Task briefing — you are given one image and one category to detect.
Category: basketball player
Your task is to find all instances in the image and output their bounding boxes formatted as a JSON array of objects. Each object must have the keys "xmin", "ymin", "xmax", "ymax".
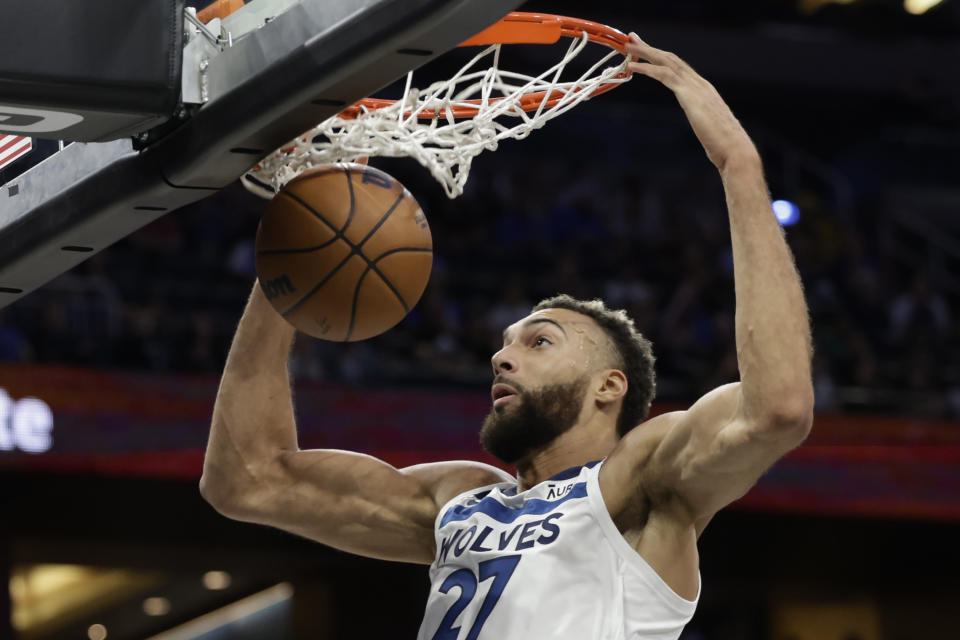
[{"xmin": 201, "ymin": 35, "xmax": 813, "ymax": 639}]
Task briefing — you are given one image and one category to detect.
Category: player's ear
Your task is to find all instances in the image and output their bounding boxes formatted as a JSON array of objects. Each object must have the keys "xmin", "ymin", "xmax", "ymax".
[{"xmin": 595, "ymin": 369, "xmax": 627, "ymax": 404}]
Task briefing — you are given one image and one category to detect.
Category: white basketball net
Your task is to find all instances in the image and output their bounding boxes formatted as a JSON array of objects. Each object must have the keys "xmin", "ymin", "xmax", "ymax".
[{"xmin": 242, "ymin": 31, "xmax": 631, "ymax": 199}]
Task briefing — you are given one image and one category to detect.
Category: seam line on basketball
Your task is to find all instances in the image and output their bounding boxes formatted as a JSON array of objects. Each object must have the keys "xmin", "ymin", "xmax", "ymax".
[
  {"xmin": 369, "ymin": 263, "xmax": 411, "ymax": 314},
  {"xmin": 345, "ymin": 266, "xmax": 371, "ymax": 342},
  {"xmin": 327, "ymin": 191, "xmax": 415, "ymax": 314},
  {"xmin": 342, "ymin": 165, "xmax": 356, "ymax": 234},
  {"xmin": 367, "ymin": 248, "xmax": 435, "ymax": 313},
  {"xmin": 274, "ymin": 192, "xmax": 362, "ymax": 317},
  {"xmin": 275, "ymin": 185, "xmax": 417, "ymax": 326},
  {"xmin": 370, "ymin": 247, "xmax": 433, "ymax": 262},
  {"xmin": 279, "ymin": 191, "xmax": 341, "ymax": 235},
  {"xmin": 356, "ymin": 191, "xmax": 406, "ymax": 249},
  {"xmin": 326, "ymin": 248, "xmax": 432, "ymax": 336},
  {"xmin": 257, "ymin": 236, "xmax": 340, "ymax": 255},
  {"xmin": 353, "ymin": 201, "xmax": 423, "ymax": 315},
  {"xmin": 279, "ymin": 186, "xmax": 407, "ymax": 259},
  {"xmin": 280, "ymin": 248, "xmax": 354, "ymax": 318}
]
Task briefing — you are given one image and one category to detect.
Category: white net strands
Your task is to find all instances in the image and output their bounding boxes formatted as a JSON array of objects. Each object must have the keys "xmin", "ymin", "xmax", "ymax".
[{"xmin": 242, "ymin": 30, "xmax": 632, "ymax": 199}]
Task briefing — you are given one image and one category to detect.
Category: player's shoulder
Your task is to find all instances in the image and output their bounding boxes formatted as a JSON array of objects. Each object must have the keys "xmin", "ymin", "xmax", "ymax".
[
  {"xmin": 611, "ymin": 411, "xmax": 685, "ymax": 465},
  {"xmin": 602, "ymin": 411, "xmax": 686, "ymax": 501},
  {"xmin": 600, "ymin": 412, "xmax": 689, "ymax": 530},
  {"xmin": 401, "ymin": 460, "xmax": 513, "ymax": 512}
]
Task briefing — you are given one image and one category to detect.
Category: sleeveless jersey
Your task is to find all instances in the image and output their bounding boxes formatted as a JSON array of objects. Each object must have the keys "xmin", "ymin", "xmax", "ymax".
[{"xmin": 416, "ymin": 460, "xmax": 699, "ymax": 640}]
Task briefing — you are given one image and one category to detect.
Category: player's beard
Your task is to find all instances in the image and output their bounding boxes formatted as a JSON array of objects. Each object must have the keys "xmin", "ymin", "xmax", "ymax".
[{"xmin": 480, "ymin": 375, "xmax": 591, "ymax": 464}]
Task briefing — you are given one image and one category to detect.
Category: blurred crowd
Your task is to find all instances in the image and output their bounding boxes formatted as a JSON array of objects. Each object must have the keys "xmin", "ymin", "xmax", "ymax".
[{"xmin": 1, "ymin": 118, "xmax": 957, "ymax": 419}]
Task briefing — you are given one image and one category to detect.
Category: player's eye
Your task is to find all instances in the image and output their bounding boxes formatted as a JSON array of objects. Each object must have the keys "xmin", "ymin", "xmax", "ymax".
[{"xmin": 533, "ymin": 336, "xmax": 552, "ymax": 347}]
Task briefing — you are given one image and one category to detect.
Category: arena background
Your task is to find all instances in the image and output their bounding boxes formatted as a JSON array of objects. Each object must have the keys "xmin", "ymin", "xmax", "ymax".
[{"xmin": 2, "ymin": 0, "xmax": 960, "ymax": 638}]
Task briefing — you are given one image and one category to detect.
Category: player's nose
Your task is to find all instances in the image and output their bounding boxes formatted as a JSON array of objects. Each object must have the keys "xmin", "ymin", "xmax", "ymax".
[{"xmin": 491, "ymin": 347, "xmax": 516, "ymax": 374}]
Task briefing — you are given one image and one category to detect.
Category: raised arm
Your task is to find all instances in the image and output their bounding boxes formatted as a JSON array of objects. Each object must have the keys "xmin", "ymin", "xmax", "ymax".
[
  {"xmin": 200, "ymin": 284, "xmax": 508, "ymax": 564},
  {"xmin": 614, "ymin": 35, "xmax": 814, "ymax": 522}
]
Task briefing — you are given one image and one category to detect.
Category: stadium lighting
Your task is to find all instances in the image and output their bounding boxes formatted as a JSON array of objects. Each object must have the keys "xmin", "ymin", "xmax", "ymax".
[
  {"xmin": 87, "ymin": 624, "xmax": 108, "ymax": 640},
  {"xmin": 772, "ymin": 200, "xmax": 801, "ymax": 226},
  {"xmin": 203, "ymin": 571, "xmax": 232, "ymax": 590},
  {"xmin": 904, "ymin": 0, "xmax": 945, "ymax": 15},
  {"xmin": 143, "ymin": 597, "xmax": 172, "ymax": 616},
  {"xmin": 797, "ymin": 0, "xmax": 858, "ymax": 14}
]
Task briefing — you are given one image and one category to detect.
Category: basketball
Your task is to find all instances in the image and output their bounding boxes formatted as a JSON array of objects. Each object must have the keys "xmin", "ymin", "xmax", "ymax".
[{"xmin": 255, "ymin": 163, "xmax": 433, "ymax": 341}]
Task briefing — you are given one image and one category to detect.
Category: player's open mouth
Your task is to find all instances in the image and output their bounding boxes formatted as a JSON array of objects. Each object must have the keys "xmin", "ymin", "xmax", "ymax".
[{"xmin": 491, "ymin": 383, "xmax": 519, "ymax": 406}]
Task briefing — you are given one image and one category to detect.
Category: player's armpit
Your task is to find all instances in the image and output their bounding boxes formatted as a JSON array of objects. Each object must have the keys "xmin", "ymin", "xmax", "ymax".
[
  {"xmin": 619, "ymin": 382, "xmax": 811, "ymax": 524},
  {"xmin": 205, "ymin": 449, "xmax": 443, "ymax": 565}
]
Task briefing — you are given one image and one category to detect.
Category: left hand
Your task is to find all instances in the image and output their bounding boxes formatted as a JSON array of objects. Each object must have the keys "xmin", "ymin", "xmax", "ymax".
[{"xmin": 625, "ymin": 33, "xmax": 759, "ymax": 172}]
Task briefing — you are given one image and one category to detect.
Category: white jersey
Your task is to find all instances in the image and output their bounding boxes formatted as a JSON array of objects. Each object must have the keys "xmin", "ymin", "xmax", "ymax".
[{"xmin": 416, "ymin": 460, "xmax": 699, "ymax": 640}]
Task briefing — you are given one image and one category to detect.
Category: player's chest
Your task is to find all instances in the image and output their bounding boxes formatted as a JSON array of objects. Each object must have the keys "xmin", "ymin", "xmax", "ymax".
[
  {"xmin": 435, "ymin": 512, "xmax": 566, "ymax": 567},
  {"xmin": 435, "ymin": 482, "xmax": 591, "ymax": 569}
]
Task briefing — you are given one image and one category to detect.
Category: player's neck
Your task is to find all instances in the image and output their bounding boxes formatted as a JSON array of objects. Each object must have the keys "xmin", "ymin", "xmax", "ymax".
[{"xmin": 514, "ymin": 418, "xmax": 617, "ymax": 491}]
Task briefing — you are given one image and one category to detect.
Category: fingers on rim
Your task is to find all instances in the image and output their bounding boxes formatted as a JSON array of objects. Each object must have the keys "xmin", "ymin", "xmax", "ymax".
[
  {"xmin": 628, "ymin": 61, "xmax": 677, "ymax": 83},
  {"xmin": 624, "ymin": 35, "xmax": 687, "ymax": 69}
]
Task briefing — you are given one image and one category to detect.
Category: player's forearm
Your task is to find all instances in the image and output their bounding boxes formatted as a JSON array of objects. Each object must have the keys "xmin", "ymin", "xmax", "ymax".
[
  {"xmin": 723, "ymin": 154, "xmax": 813, "ymax": 427},
  {"xmin": 201, "ymin": 283, "xmax": 298, "ymax": 502}
]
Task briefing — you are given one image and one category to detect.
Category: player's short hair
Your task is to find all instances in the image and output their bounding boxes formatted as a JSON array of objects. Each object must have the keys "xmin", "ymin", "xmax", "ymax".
[{"xmin": 531, "ymin": 295, "xmax": 656, "ymax": 437}]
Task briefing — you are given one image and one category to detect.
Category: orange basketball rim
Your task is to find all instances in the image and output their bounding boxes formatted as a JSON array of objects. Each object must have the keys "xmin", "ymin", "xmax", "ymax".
[
  {"xmin": 338, "ymin": 12, "xmax": 632, "ymax": 120},
  {"xmin": 243, "ymin": 10, "xmax": 634, "ymax": 199}
]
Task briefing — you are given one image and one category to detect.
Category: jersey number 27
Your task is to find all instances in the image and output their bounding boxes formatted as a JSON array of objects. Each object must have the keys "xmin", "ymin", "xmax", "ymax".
[{"xmin": 431, "ymin": 555, "xmax": 521, "ymax": 640}]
